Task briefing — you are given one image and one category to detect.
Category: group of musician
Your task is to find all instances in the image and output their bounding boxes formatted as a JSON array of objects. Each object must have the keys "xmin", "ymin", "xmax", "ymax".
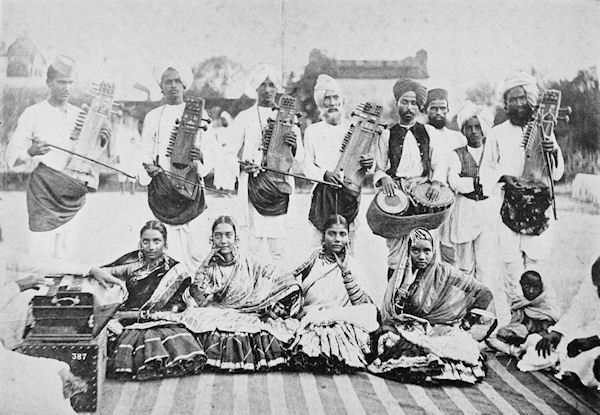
[{"xmin": 3, "ymin": 54, "xmax": 600, "ymax": 391}]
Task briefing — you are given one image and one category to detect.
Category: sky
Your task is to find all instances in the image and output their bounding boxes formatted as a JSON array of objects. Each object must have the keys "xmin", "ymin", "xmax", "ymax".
[{"xmin": 1, "ymin": 0, "xmax": 599, "ymax": 104}]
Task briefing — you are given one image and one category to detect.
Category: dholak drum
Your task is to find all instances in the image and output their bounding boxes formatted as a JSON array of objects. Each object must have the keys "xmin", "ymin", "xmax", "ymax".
[
  {"xmin": 411, "ymin": 183, "xmax": 454, "ymax": 213},
  {"xmin": 374, "ymin": 190, "xmax": 410, "ymax": 215}
]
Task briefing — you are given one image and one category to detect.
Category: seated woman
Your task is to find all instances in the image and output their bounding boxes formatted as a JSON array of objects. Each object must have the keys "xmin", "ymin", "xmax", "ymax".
[
  {"xmin": 90, "ymin": 220, "xmax": 206, "ymax": 380},
  {"xmin": 290, "ymin": 215, "xmax": 379, "ymax": 373},
  {"xmin": 368, "ymin": 228, "xmax": 494, "ymax": 384},
  {"xmin": 155, "ymin": 215, "xmax": 302, "ymax": 371},
  {"xmin": 487, "ymin": 270, "xmax": 559, "ymax": 358}
]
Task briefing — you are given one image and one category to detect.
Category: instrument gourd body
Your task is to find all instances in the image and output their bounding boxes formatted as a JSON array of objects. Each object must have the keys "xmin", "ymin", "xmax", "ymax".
[
  {"xmin": 261, "ymin": 95, "xmax": 300, "ymax": 194},
  {"xmin": 66, "ymin": 82, "xmax": 117, "ymax": 189},
  {"xmin": 165, "ymin": 96, "xmax": 209, "ymax": 200},
  {"xmin": 334, "ymin": 102, "xmax": 386, "ymax": 196}
]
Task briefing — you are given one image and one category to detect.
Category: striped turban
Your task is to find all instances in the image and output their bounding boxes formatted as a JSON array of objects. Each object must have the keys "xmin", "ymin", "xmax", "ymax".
[
  {"xmin": 393, "ymin": 79, "xmax": 427, "ymax": 109},
  {"xmin": 502, "ymin": 71, "xmax": 539, "ymax": 106}
]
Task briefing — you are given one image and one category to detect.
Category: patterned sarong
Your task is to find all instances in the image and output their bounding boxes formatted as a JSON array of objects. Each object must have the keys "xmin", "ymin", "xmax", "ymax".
[
  {"xmin": 148, "ymin": 171, "xmax": 206, "ymax": 226},
  {"xmin": 248, "ymin": 172, "xmax": 289, "ymax": 216},
  {"xmin": 26, "ymin": 163, "xmax": 87, "ymax": 232},
  {"xmin": 308, "ymin": 183, "xmax": 360, "ymax": 231}
]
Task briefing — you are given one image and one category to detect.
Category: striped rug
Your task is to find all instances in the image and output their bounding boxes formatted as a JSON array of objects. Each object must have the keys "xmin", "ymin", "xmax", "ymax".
[{"xmin": 97, "ymin": 354, "xmax": 599, "ymax": 414}]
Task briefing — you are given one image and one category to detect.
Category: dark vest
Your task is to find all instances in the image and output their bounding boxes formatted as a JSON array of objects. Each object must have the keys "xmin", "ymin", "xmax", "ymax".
[
  {"xmin": 385, "ymin": 123, "xmax": 431, "ymax": 178},
  {"xmin": 455, "ymin": 146, "xmax": 479, "ymax": 178}
]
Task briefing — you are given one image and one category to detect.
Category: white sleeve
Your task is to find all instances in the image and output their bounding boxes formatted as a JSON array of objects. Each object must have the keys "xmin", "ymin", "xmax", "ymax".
[
  {"xmin": 138, "ymin": 111, "xmax": 158, "ymax": 186},
  {"xmin": 302, "ymin": 126, "xmax": 327, "ymax": 181},
  {"xmin": 5, "ymin": 107, "xmax": 35, "ymax": 172},
  {"xmin": 373, "ymin": 128, "xmax": 392, "ymax": 186}
]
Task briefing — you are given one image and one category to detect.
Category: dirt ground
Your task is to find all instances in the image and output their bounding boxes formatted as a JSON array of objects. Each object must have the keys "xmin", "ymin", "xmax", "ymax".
[{"xmin": 1, "ymin": 190, "xmax": 599, "ymax": 315}]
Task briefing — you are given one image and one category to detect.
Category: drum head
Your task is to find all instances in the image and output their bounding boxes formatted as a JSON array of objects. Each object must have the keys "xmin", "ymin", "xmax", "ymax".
[
  {"xmin": 375, "ymin": 190, "xmax": 409, "ymax": 215},
  {"xmin": 412, "ymin": 182, "xmax": 454, "ymax": 208}
]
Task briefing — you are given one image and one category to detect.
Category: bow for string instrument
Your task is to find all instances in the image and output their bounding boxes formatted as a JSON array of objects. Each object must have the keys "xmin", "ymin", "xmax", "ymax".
[
  {"xmin": 48, "ymin": 82, "xmax": 127, "ymax": 186},
  {"xmin": 334, "ymin": 102, "xmax": 386, "ymax": 196},
  {"xmin": 163, "ymin": 95, "xmax": 211, "ymax": 200},
  {"xmin": 521, "ymin": 89, "xmax": 571, "ymax": 220},
  {"xmin": 260, "ymin": 94, "xmax": 302, "ymax": 194}
]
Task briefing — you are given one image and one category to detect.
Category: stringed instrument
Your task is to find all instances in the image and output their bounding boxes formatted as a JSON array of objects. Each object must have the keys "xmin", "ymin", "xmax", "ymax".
[
  {"xmin": 334, "ymin": 102, "xmax": 386, "ymax": 196},
  {"xmin": 65, "ymin": 81, "xmax": 121, "ymax": 189},
  {"xmin": 261, "ymin": 95, "xmax": 301, "ymax": 194},
  {"xmin": 165, "ymin": 95, "xmax": 210, "ymax": 200},
  {"xmin": 521, "ymin": 89, "xmax": 571, "ymax": 219}
]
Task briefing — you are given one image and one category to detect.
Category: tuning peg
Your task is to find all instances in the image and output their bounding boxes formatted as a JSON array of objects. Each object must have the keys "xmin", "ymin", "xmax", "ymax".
[
  {"xmin": 378, "ymin": 122, "xmax": 388, "ymax": 129},
  {"xmin": 558, "ymin": 115, "xmax": 570, "ymax": 123},
  {"xmin": 200, "ymin": 125, "xmax": 208, "ymax": 131},
  {"xmin": 202, "ymin": 118, "xmax": 212, "ymax": 124}
]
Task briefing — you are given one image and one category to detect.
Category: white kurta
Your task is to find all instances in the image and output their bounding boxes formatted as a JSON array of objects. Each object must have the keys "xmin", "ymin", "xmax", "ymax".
[
  {"xmin": 114, "ymin": 117, "xmax": 142, "ymax": 183},
  {"xmin": 228, "ymin": 104, "xmax": 304, "ymax": 262},
  {"xmin": 551, "ymin": 278, "xmax": 600, "ymax": 389},
  {"xmin": 139, "ymin": 103, "xmax": 213, "ymax": 274},
  {"xmin": 211, "ymin": 125, "xmax": 238, "ymax": 191},
  {"xmin": 5, "ymin": 100, "xmax": 89, "ymax": 259},
  {"xmin": 488, "ymin": 120, "xmax": 564, "ymax": 301}
]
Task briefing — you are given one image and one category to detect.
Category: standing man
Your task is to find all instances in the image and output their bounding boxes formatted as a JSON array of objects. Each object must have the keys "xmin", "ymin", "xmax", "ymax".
[
  {"xmin": 424, "ymin": 88, "xmax": 467, "ymax": 263},
  {"xmin": 447, "ymin": 101, "xmax": 505, "ymax": 320},
  {"xmin": 228, "ymin": 65, "xmax": 304, "ymax": 264},
  {"xmin": 139, "ymin": 65, "xmax": 212, "ymax": 274},
  {"xmin": 5, "ymin": 56, "xmax": 111, "ymax": 259},
  {"xmin": 489, "ymin": 71, "xmax": 564, "ymax": 304},
  {"xmin": 373, "ymin": 79, "xmax": 447, "ymax": 280},
  {"xmin": 304, "ymin": 74, "xmax": 373, "ymax": 249}
]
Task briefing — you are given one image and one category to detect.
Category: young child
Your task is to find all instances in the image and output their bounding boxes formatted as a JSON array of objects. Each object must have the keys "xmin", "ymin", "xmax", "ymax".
[{"xmin": 488, "ymin": 270, "xmax": 559, "ymax": 357}]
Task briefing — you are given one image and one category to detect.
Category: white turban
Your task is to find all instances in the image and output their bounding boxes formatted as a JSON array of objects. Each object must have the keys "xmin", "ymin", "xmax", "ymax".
[
  {"xmin": 245, "ymin": 63, "xmax": 283, "ymax": 97},
  {"xmin": 153, "ymin": 61, "xmax": 194, "ymax": 89},
  {"xmin": 457, "ymin": 101, "xmax": 495, "ymax": 137},
  {"xmin": 501, "ymin": 71, "xmax": 539, "ymax": 106},
  {"xmin": 313, "ymin": 74, "xmax": 344, "ymax": 108}
]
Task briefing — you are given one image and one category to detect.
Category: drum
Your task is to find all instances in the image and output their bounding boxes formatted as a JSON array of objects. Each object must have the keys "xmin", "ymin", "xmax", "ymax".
[
  {"xmin": 501, "ymin": 179, "xmax": 551, "ymax": 236},
  {"xmin": 411, "ymin": 183, "xmax": 454, "ymax": 214},
  {"xmin": 374, "ymin": 190, "xmax": 410, "ymax": 215}
]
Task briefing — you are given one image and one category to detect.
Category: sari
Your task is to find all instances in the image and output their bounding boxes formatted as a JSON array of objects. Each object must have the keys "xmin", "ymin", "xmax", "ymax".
[
  {"xmin": 103, "ymin": 251, "xmax": 206, "ymax": 380},
  {"xmin": 156, "ymin": 253, "xmax": 302, "ymax": 371},
  {"xmin": 289, "ymin": 248, "xmax": 379, "ymax": 373},
  {"xmin": 369, "ymin": 231, "xmax": 493, "ymax": 384}
]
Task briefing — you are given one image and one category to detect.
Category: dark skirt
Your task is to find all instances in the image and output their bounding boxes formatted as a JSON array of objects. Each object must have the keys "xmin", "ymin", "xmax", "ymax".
[
  {"xmin": 196, "ymin": 329, "xmax": 289, "ymax": 372},
  {"xmin": 109, "ymin": 323, "xmax": 207, "ymax": 381}
]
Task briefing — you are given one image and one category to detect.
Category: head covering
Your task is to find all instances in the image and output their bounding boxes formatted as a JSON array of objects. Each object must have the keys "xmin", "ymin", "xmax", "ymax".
[
  {"xmin": 48, "ymin": 55, "xmax": 76, "ymax": 80},
  {"xmin": 246, "ymin": 63, "xmax": 283, "ymax": 97},
  {"xmin": 501, "ymin": 71, "xmax": 539, "ymax": 106},
  {"xmin": 424, "ymin": 88, "xmax": 448, "ymax": 109},
  {"xmin": 153, "ymin": 62, "xmax": 194, "ymax": 89},
  {"xmin": 456, "ymin": 100, "xmax": 495, "ymax": 137},
  {"xmin": 313, "ymin": 74, "xmax": 344, "ymax": 108},
  {"xmin": 393, "ymin": 79, "xmax": 427, "ymax": 109}
]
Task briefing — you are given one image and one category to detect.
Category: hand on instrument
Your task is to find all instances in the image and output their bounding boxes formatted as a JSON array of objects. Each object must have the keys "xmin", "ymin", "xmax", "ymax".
[
  {"xmin": 88, "ymin": 267, "xmax": 128, "ymax": 294},
  {"xmin": 284, "ymin": 130, "xmax": 298, "ymax": 152},
  {"xmin": 143, "ymin": 163, "xmax": 162, "ymax": 178},
  {"xmin": 359, "ymin": 154, "xmax": 374, "ymax": 170},
  {"xmin": 502, "ymin": 175, "xmax": 524, "ymax": 189},
  {"xmin": 190, "ymin": 146, "xmax": 203, "ymax": 162},
  {"xmin": 535, "ymin": 331, "xmax": 562, "ymax": 358},
  {"xmin": 567, "ymin": 336, "xmax": 600, "ymax": 358},
  {"xmin": 16, "ymin": 275, "xmax": 49, "ymax": 291},
  {"xmin": 380, "ymin": 176, "xmax": 397, "ymax": 197},
  {"xmin": 241, "ymin": 160, "xmax": 260, "ymax": 174},
  {"xmin": 27, "ymin": 136, "xmax": 51, "ymax": 157},
  {"xmin": 542, "ymin": 140, "xmax": 557, "ymax": 154},
  {"xmin": 324, "ymin": 170, "xmax": 343, "ymax": 186},
  {"xmin": 425, "ymin": 180, "xmax": 442, "ymax": 202},
  {"xmin": 99, "ymin": 126, "xmax": 112, "ymax": 147}
]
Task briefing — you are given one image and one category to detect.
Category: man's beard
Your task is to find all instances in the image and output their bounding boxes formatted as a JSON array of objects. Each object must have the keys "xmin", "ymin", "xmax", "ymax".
[
  {"xmin": 507, "ymin": 105, "xmax": 533, "ymax": 127},
  {"xmin": 322, "ymin": 108, "xmax": 343, "ymax": 125},
  {"xmin": 428, "ymin": 116, "xmax": 446, "ymax": 129},
  {"xmin": 399, "ymin": 109, "xmax": 416, "ymax": 125}
]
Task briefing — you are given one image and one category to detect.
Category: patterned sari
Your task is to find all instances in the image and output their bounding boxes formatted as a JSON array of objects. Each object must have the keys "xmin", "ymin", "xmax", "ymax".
[
  {"xmin": 155, "ymin": 253, "xmax": 302, "ymax": 371},
  {"xmin": 103, "ymin": 251, "xmax": 206, "ymax": 380},
  {"xmin": 289, "ymin": 248, "xmax": 379, "ymax": 373},
  {"xmin": 369, "ymin": 233, "xmax": 493, "ymax": 384}
]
